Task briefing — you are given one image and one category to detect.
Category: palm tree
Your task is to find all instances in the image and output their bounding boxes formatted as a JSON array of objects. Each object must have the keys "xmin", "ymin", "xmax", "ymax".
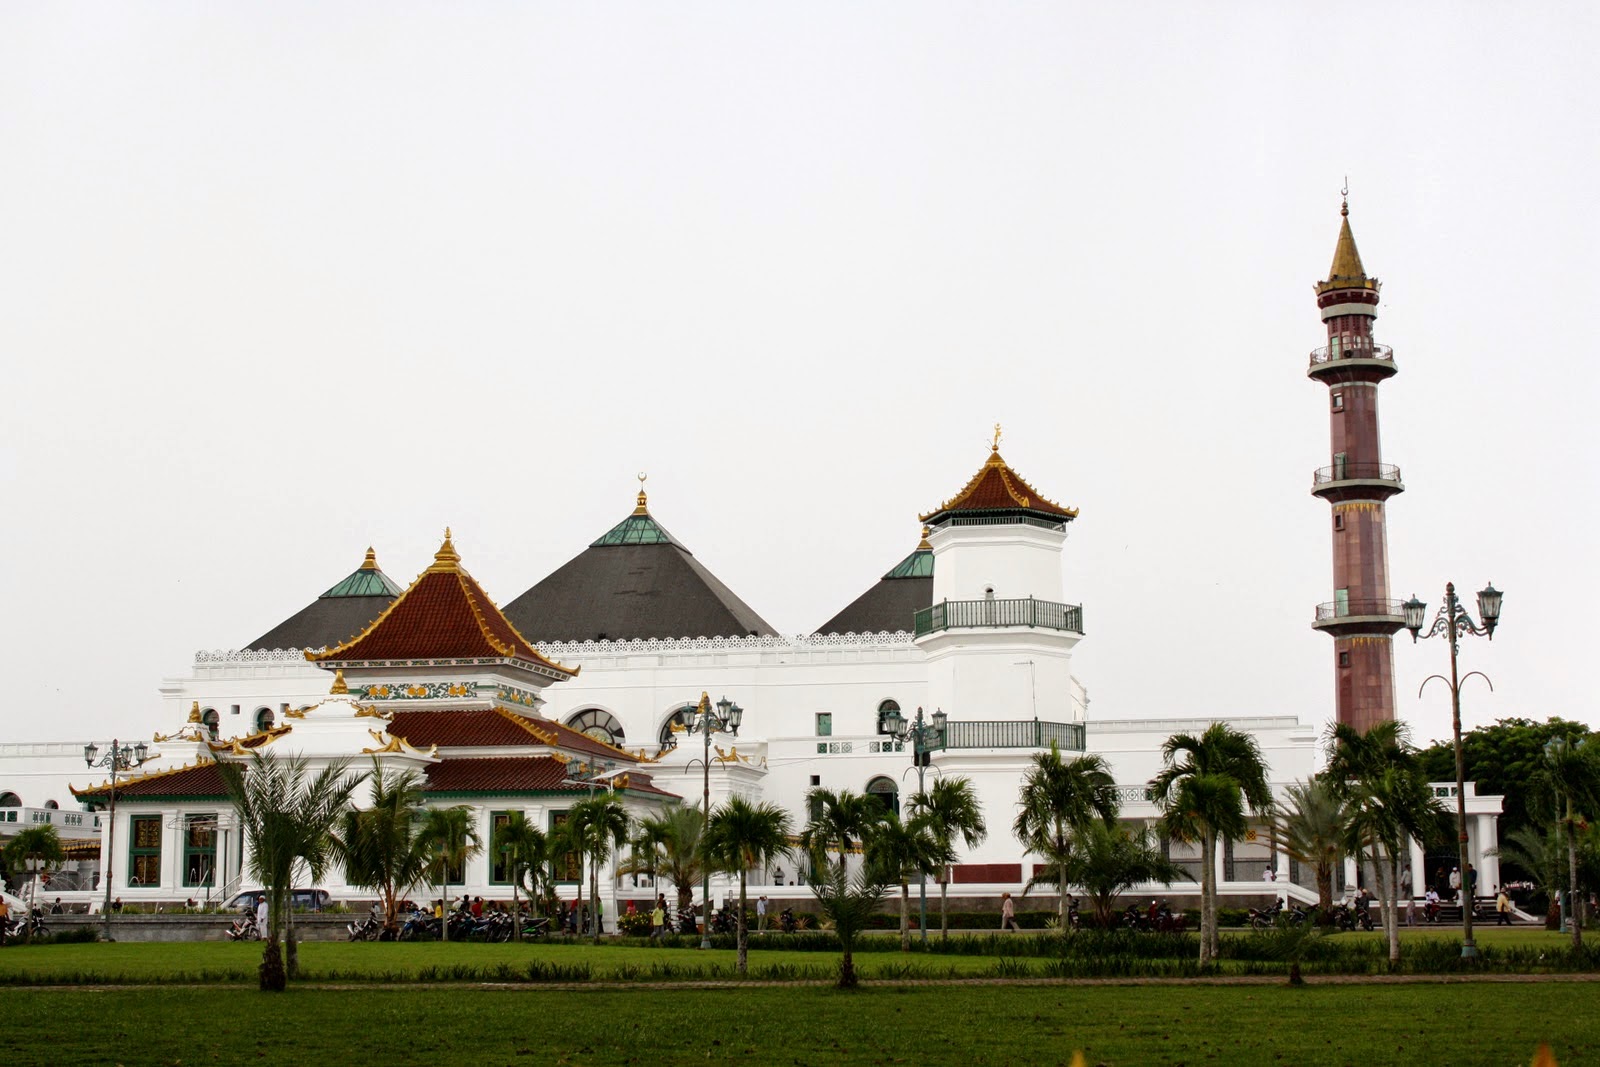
[
  {"xmin": 1269, "ymin": 779, "xmax": 1349, "ymax": 921},
  {"xmin": 1039, "ymin": 820, "xmax": 1183, "ymax": 928},
  {"xmin": 801, "ymin": 788, "xmax": 884, "ymax": 876},
  {"xmin": 908, "ymin": 777, "xmax": 987, "ymax": 940},
  {"xmin": 217, "ymin": 752, "xmax": 364, "ymax": 990},
  {"xmin": 1324, "ymin": 721, "xmax": 1447, "ymax": 963},
  {"xmin": 336, "ymin": 762, "xmax": 428, "ymax": 935},
  {"xmin": 1014, "ymin": 745, "xmax": 1118, "ymax": 931},
  {"xmin": 3, "ymin": 825, "xmax": 65, "ymax": 942},
  {"xmin": 1150, "ymin": 723, "xmax": 1273, "ymax": 964},
  {"xmin": 631, "ymin": 805, "xmax": 707, "ymax": 921},
  {"xmin": 809, "ymin": 852, "xmax": 891, "ymax": 989},
  {"xmin": 420, "ymin": 805, "xmax": 481, "ymax": 942},
  {"xmin": 863, "ymin": 810, "xmax": 941, "ymax": 951},
  {"xmin": 568, "ymin": 794, "xmax": 629, "ymax": 940},
  {"xmin": 495, "ymin": 813, "xmax": 546, "ymax": 941},
  {"xmin": 1493, "ymin": 826, "xmax": 1563, "ymax": 929},
  {"xmin": 705, "ymin": 796, "xmax": 793, "ymax": 972},
  {"xmin": 1542, "ymin": 736, "xmax": 1600, "ymax": 950}
]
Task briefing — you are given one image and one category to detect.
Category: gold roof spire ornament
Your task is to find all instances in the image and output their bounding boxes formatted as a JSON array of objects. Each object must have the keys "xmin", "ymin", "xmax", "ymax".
[
  {"xmin": 360, "ymin": 547, "xmax": 378, "ymax": 571},
  {"xmin": 427, "ymin": 527, "xmax": 461, "ymax": 573},
  {"xmin": 329, "ymin": 669, "xmax": 349, "ymax": 696},
  {"xmin": 1318, "ymin": 180, "xmax": 1378, "ymax": 294},
  {"xmin": 188, "ymin": 701, "xmax": 202, "ymax": 724},
  {"xmin": 633, "ymin": 472, "xmax": 650, "ymax": 516},
  {"xmin": 917, "ymin": 525, "xmax": 932, "ymax": 551}
]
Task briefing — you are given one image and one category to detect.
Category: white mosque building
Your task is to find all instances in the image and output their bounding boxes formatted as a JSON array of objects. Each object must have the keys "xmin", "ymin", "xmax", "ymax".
[{"xmin": 3, "ymin": 436, "xmax": 1505, "ymax": 922}]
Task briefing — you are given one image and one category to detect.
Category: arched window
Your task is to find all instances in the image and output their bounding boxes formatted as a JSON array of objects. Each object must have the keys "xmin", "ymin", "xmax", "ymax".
[
  {"xmin": 43, "ymin": 799, "xmax": 59, "ymax": 810},
  {"xmin": 657, "ymin": 706, "xmax": 696, "ymax": 756},
  {"xmin": 254, "ymin": 708, "xmax": 276, "ymax": 733},
  {"xmin": 201, "ymin": 708, "xmax": 220, "ymax": 741},
  {"xmin": 865, "ymin": 776, "xmax": 899, "ymax": 816},
  {"xmin": 875, "ymin": 699, "xmax": 901, "ymax": 735},
  {"xmin": 566, "ymin": 708, "xmax": 626, "ymax": 748},
  {"xmin": 0, "ymin": 791, "xmax": 21, "ymax": 807}
]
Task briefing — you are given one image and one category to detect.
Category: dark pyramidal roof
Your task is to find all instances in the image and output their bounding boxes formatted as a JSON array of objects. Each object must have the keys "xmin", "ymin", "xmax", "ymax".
[
  {"xmin": 815, "ymin": 530, "xmax": 933, "ymax": 636},
  {"xmin": 247, "ymin": 548, "xmax": 402, "ymax": 650},
  {"xmin": 503, "ymin": 483, "xmax": 776, "ymax": 643}
]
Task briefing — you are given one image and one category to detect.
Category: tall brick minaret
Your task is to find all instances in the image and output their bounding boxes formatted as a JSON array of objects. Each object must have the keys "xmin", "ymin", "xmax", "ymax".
[{"xmin": 1308, "ymin": 196, "xmax": 1403, "ymax": 732}]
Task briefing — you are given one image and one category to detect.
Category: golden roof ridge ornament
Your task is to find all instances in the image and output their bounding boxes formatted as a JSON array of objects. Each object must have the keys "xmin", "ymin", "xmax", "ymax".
[
  {"xmin": 427, "ymin": 527, "xmax": 461, "ymax": 573},
  {"xmin": 188, "ymin": 701, "xmax": 202, "ymax": 724},
  {"xmin": 632, "ymin": 472, "xmax": 650, "ymax": 516},
  {"xmin": 329, "ymin": 669, "xmax": 349, "ymax": 696},
  {"xmin": 917, "ymin": 525, "xmax": 932, "ymax": 551}
]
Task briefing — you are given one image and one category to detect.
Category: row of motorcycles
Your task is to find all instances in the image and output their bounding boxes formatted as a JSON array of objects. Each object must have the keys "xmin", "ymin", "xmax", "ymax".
[
  {"xmin": 1121, "ymin": 900, "xmax": 1185, "ymax": 933},
  {"xmin": 1247, "ymin": 898, "xmax": 1375, "ymax": 932},
  {"xmin": 350, "ymin": 906, "xmax": 553, "ymax": 942}
]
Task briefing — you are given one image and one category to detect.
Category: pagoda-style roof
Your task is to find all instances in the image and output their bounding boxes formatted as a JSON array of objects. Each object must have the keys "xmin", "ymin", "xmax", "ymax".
[
  {"xmin": 247, "ymin": 548, "xmax": 402, "ymax": 651},
  {"xmin": 1315, "ymin": 199, "xmax": 1379, "ymax": 295},
  {"xmin": 73, "ymin": 761, "xmax": 229, "ymax": 804},
  {"xmin": 503, "ymin": 483, "xmax": 775, "ymax": 643},
  {"xmin": 308, "ymin": 532, "xmax": 575, "ymax": 679},
  {"xmin": 422, "ymin": 756, "xmax": 678, "ymax": 799},
  {"xmin": 387, "ymin": 708, "xmax": 636, "ymax": 763},
  {"xmin": 816, "ymin": 529, "xmax": 933, "ymax": 635},
  {"xmin": 920, "ymin": 431, "xmax": 1078, "ymax": 525}
]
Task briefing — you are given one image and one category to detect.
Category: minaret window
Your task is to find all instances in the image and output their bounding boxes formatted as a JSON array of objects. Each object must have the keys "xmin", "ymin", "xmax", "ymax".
[
  {"xmin": 815, "ymin": 713, "xmax": 833, "ymax": 737},
  {"xmin": 1331, "ymin": 391, "xmax": 1344, "ymax": 412},
  {"xmin": 865, "ymin": 776, "xmax": 899, "ymax": 816},
  {"xmin": 201, "ymin": 708, "xmax": 220, "ymax": 741},
  {"xmin": 1334, "ymin": 514, "xmax": 1345, "ymax": 532},
  {"xmin": 253, "ymin": 708, "xmax": 275, "ymax": 733},
  {"xmin": 1338, "ymin": 651, "xmax": 1351, "ymax": 668},
  {"xmin": 657, "ymin": 706, "xmax": 696, "ymax": 755}
]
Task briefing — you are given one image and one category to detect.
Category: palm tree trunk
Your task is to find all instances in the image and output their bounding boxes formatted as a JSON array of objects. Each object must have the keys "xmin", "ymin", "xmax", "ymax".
[
  {"xmin": 839, "ymin": 937, "xmax": 857, "ymax": 989},
  {"xmin": 940, "ymin": 880, "xmax": 950, "ymax": 941},
  {"xmin": 900, "ymin": 882, "xmax": 910, "ymax": 952},
  {"xmin": 737, "ymin": 871, "xmax": 749, "ymax": 974},
  {"xmin": 1568, "ymin": 799, "xmax": 1582, "ymax": 952},
  {"xmin": 1059, "ymin": 846, "xmax": 1070, "ymax": 932},
  {"xmin": 591, "ymin": 857, "xmax": 602, "ymax": 942},
  {"xmin": 1373, "ymin": 850, "xmax": 1397, "ymax": 965},
  {"xmin": 1198, "ymin": 830, "xmax": 1214, "ymax": 965},
  {"xmin": 1388, "ymin": 852, "xmax": 1402, "ymax": 964},
  {"xmin": 286, "ymin": 903, "xmax": 298, "ymax": 979},
  {"xmin": 1316, "ymin": 862, "xmax": 1333, "ymax": 924}
]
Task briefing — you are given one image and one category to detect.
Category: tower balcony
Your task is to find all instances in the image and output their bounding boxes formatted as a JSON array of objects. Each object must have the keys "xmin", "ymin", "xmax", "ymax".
[
  {"xmin": 1312, "ymin": 598, "xmax": 1407, "ymax": 637},
  {"xmin": 913, "ymin": 597, "xmax": 1084, "ymax": 638},
  {"xmin": 1307, "ymin": 342, "xmax": 1397, "ymax": 383},
  {"xmin": 1311, "ymin": 462, "xmax": 1404, "ymax": 502}
]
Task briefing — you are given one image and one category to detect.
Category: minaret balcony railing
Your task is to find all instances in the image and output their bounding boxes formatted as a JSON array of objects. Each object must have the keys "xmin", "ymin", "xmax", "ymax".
[
  {"xmin": 1312, "ymin": 598, "xmax": 1408, "ymax": 636},
  {"xmin": 1312, "ymin": 462, "xmax": 1402, "ymax": 486},
  {"xmin": 913, "ymin": 597, "xmax": 1084, "ymax": 638},
  {"xmin": 943, "ymin": 719, "xmax": 1086, "ymax": 752},
  {"xmin": 1308, "ymin": 342, "xmax": 1393, "ymax": 367}
]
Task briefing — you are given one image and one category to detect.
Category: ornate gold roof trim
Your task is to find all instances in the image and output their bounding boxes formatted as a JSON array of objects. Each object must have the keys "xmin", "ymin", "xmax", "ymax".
[{"xmin": 71, "ymin": 756, "xmax": 217, "ymax": 797}]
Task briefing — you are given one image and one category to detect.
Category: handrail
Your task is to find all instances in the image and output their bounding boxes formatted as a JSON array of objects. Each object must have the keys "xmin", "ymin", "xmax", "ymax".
[
  {"xmin": 1314, "ymin": 599, "xmax": 1405, "ymax": 622},
  {"xmin": 1312, "ymin": 463, "xmax": 1401, "ymax": 485},
  {"xmin": 914, "ymin": 597, "xmax": 1084, "ymax": 637},
  {"xmin": 943, "ymin": 720, "xmax": 1086, "ymax": 752},
  {"xmin": 1309, "ymin": 342, "xmax": 1394, "ymax": 367}
]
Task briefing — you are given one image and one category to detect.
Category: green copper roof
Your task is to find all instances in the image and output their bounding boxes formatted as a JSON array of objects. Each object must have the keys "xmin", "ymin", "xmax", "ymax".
[
  {"xmin": 882, "ymin": 548, "xmax": 933, "ymax": 580},
  {"xmin": 320, "ymin": 550, "xmax": 403, "ymax": 598},
  {"xmin": 590, "ymin": 513, "xmax": 681, "ymax": 548}
]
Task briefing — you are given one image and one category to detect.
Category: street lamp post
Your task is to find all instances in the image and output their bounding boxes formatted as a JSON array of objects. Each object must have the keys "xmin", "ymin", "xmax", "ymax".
[
  {"xmin": 681, "ymin": 692, "xmax": 743, "ymax": 949},
  {"xmin": 1404, "ymin": 580, "xmax": 1502, "ymax": 960},
  {"xmin": 882, "ymin": 705, "xmax": 948, "ymax": 943},
  {"xmin": 83, "ymin": 738, "xmax": 151, "ymax": 942}
]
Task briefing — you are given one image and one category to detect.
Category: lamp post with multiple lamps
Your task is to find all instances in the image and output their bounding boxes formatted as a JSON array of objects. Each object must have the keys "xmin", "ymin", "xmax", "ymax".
[
  {"xmin": 1403, "ymin": 580, "xmax": 1502, "ymax": 960},
  {"xmin": 880, "ymin": 705, "xmax": 948, "ymax": 943},
  {"xmin": 681, "ymin": 692, "xmax": 743, "ymax": 949},
  {"xmin": 82, "ymin": 738, "xmax": 151, "ymax": 941}
]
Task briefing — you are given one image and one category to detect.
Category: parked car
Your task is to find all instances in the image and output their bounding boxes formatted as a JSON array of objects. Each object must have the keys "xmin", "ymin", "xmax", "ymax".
[{"xmin": 225, "ymin": 888, "xmax": 331, "ymax": 913}]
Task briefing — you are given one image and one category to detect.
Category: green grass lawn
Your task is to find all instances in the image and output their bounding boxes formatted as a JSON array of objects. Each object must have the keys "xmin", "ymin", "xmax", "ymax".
[
  {"xmin": 0, "ymin": 927, "xmax": 1591, "ymax": 985},
  {"xmin": 2, "ymin": 982, "xmax": 1596, "ymax": 1066}
]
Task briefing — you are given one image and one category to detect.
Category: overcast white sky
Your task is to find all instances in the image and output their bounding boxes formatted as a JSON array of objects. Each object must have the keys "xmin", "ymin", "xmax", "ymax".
[{"xmin": 2, "ymin": 3, "xmax": 1595, "ymax": 748}]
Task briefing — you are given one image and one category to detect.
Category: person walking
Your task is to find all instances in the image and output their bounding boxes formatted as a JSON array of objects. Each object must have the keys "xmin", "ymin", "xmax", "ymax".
[
  {"xmin": 1000, "ymin": 892, "xmax": 1018, "ymax": 932},
  {"xmin": 650, "ymin": 896, "xmax": 666, "ymax": 941},
  {"xmin": 756, "ymin": 895, "xmax": 768, "ymax": 934},
  {"xmin": 1401, "ymin": 867, "xmax": 1414, "ymax": 926},
  {"xmin": 1495, "ymin": 886, "xmax": 1512, "ymax": 926}
]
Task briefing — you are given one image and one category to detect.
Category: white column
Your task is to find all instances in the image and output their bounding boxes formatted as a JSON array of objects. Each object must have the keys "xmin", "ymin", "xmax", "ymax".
[
  {"xmin": 1342, "ymin": 854, "xmax": 1358, "ymax": 897},
  {"xmin": 1408, "ymin": 837, "xmax": 1426, "ymax": 899},
  {"xmin": 1476, "ymin": 815, "xmax": 1500, "ymax": 895}
]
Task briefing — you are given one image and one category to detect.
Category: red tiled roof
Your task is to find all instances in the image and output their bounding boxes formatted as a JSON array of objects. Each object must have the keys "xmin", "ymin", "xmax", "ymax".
[
  {"xmin": 422, "ymin": 757, "xmax": 680, "ymax": 799},
  {"xmin": 72, "ymin": 762, "xmax": 229, "ymax": 801},
  {"xmin": 388, "ymin": 708, "xmax": 639, "ymax": 763},
  {"xmin": 309, "ymin": 534, "xmax": 575, "ymax": 677},
  {"xmin": 920, "ymin": 448, "xmax": 1078, "ymax": 522}
]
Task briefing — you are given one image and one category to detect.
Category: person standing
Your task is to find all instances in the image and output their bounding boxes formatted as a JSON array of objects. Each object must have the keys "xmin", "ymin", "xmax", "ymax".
[
  {"xmin": 1000, "ymin": 892, "xmax": 1018, "ymax": 932},
  {"xmin": 1448, "ymin": 866, "xmax": 1462, "ymax": 904},
  {"xmin": 1262, "ymin": 866, "xmax": 1276, "ymax": 883},
  {"xmin": 650, "ymin": 896, "xmax": 666, "ymax": 941},
  {"xmin": 1495, "ymin": 886, "xmax": 1512, "ymax": 926},
  {"xmin": 255, "ymin": 896, "xmax": 268, "ymax": 938},
  {"xmin": 756, "ymin": 895, "xmax": 768, "ymax": 933},
  {"xmin": 1400, "ymin": 867, "xmax": 1414, "ymax": 926},
  {"xmin": 1464, "ymin": 863, "xmax": 1478, "ymax": 907}
]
